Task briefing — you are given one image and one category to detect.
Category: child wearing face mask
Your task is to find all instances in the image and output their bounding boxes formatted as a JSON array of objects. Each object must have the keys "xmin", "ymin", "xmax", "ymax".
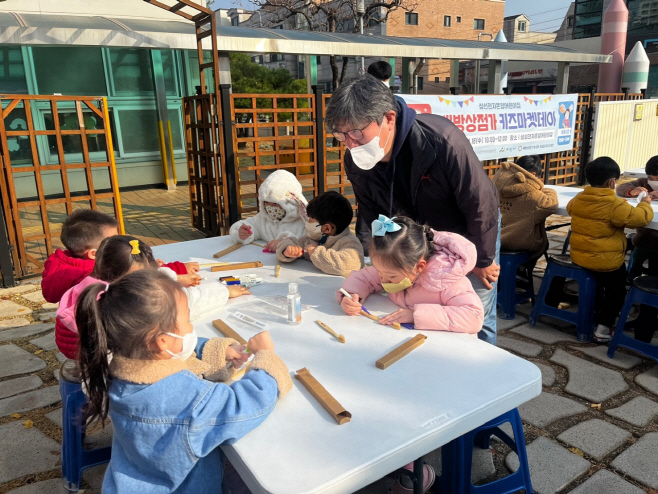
[
  {"xmin": 229, "ymin": 170, "xmax": 308, "ymax": 252},
  {"xmin": 76, "ymin": 269, "xmax": 291, "ymax": 493},
  {"xmin": 275, "ymin": 191, "xmax": 364, "ymax": 277},
  {"xmin": 337, "ymin": 215, "xmax": 484, "ymax": 332},
  {"xmin": 56, "ymin": 236, "xmax": 250, "ymax": 359},
  {"xmin": 567, "ymin": 157, "xmax": 654, "ymax": 342}
]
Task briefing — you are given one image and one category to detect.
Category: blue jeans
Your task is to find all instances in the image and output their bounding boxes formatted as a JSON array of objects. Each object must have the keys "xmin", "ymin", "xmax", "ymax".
[{"xmin": 467, "ymin": 213, "xmax": 501, "ymax": 345}]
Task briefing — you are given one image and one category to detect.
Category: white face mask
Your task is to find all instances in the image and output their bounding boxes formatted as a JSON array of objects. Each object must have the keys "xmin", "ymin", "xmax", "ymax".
[
  {"xmin": 349, "ymin": 121, "xmax": 391, "ymax": 171},
  {"xmin": 305, "ymin": 221, "xmax": 323, "ymax": 240},
  {"xmin": 648, "ymin": 180, "xmax": 658, "ymax": 191},
  {"xmin": 165, "ymin": 330, "xmax": 198, "ymax": 360}
]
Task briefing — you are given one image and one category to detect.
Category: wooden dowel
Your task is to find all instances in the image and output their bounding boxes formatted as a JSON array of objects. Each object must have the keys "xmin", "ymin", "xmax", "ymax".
[
  {"xmin": 213, "ymin": 243, "xmax": 243, "ymax": 259},
  {"xmin": 211, "ymin": 261, "xmax": 263, "ymax": 272},
  {"xmin": 275, "ymin": 264, "xmax": 281, "ymax": 277},
  {"xmin": 376, "ymin": 334, "xmax": 427, "ymax": 369}
]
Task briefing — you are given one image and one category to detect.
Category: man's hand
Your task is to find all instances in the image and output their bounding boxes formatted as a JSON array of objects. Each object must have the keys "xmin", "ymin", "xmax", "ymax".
[
  {"xmin": 238, "ymin": 224, "xmax": 252, "ymax": 240},
  {"xmin": 472, "ymin": 262, "xmax": 500, "ymax": 290},
  {"xmin": 284, "ymin": 246, "xmax": 304, "ymax": 258}
]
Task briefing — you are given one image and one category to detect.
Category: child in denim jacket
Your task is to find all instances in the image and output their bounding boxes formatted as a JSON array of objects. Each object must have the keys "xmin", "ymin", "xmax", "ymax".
[{"xmin": 77, "ymin": 269, "xmax": 291, "ymax": 493}]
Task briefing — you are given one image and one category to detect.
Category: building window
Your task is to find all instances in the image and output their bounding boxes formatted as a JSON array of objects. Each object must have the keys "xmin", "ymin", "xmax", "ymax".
[
  {"xmin": 444, "ymin": 16, "xmax": 451, "ymax": 27},
  {"xmin": 251, "ymin": 55, "xmax": 264, "ymax": 64},
  {"xmin": 518, "ymin": 21, "xmax": 526, "ymax": 32},
  {"xmin": 273, "ymin": 24, "xmax": 283, "ymax": 29},
  {"xmin": 567, "ymin": 16, "xmax": 574, "ymax": 27},
  {"xmin": 446, "ymin": 77, "xmax": 450, "ymax": 83},
  {"xmin": 474, "ymin": 18, "xmax": 485, "ymax": 30},
  {"xmin": 456, "ymin": 16, "xmax": 462, "ymax": 23},
  {"xmin": 0, "ymin": 46, "xmax": 28, "ymax": 94},
  {"xmin": 417, "ymin": 77, "xmax": 424, "ymax": 90},
  {"xmin": 231, "ymin": 17, "xmax": 239, "ymax": 26},
  {"xmin": 435, "ymin": 77, "xmax": 440, "ymax": 82},
  {"xmin": 33, "ymin": 47, "xmax": 107, "ymax": 96},
  {"xmin": 405, "ymin": 12, "xmax": 418, "ymax": 25}
]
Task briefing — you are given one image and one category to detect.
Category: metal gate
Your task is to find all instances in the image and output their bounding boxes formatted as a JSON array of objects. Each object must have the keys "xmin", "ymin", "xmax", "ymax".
[{"xmin": 0, "ymin": 95, "xmax": 123, "ymax": 283}]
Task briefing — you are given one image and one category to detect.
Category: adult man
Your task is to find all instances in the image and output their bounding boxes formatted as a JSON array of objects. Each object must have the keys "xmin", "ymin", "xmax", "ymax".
[
  {"xmin": 326, "ymin": 75, "xmax": 501, "ymax": 344},
  {"xmin": 367, "ymin": 61, "xmax": 392, "ymax": 86}
]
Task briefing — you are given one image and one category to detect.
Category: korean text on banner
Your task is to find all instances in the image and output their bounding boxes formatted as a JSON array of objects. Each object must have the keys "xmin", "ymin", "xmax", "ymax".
[{"xmin": 400, "ymin": 94, "xmax": 579, "ymax": 160}]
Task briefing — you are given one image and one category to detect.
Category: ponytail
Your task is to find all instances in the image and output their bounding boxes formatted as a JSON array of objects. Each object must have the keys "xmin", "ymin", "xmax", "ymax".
[
  {"xmin": 77, "ymin": 283, "xmax": 112, "ymax": 425},
  {"xmin": 369, "ymin": 215, "xmax": 434, "ymax": 271}
]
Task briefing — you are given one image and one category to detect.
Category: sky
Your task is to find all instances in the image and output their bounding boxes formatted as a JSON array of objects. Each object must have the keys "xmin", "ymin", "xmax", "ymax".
[{"xmin": 208, "ymin": 0, "xmax": 575, "ymax": 34}]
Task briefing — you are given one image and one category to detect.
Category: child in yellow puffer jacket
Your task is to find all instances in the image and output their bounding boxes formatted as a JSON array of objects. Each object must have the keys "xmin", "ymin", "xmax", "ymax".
[{"xmin": 567, "ymin": 157, "xmax": 654, "ymax": 342}]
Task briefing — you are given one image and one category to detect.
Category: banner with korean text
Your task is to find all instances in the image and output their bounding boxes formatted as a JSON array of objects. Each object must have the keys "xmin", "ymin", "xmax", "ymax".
[{"xmin": 399, "ymin": 94, "xmax": 579, "ymax": 160}]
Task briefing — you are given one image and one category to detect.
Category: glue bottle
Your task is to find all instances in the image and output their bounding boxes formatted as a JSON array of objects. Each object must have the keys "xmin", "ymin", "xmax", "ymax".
[{"xmin": 287, "ymin": 283, "xmax": 301, "ymax": 325}]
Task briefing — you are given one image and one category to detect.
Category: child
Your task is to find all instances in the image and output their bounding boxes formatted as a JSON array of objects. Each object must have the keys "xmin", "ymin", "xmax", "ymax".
[
  {"xmin": 42, "ymin": 209, "xmax": 194, "ymax": 304},
  {"xmin": 567, "ymin": 157, "xmax": 654, "ymax": 342},
  {"xmin": 41, "ymin": 209, "xmax": 119, "ymax": 303},
  {"xmin": 275, "ymin": 191, "xmax": 364, "ymax": 277},
  {"xmin": 76, "ymin": 269, "xmax": 291, "ymax": 493},
  {"xmin": 56, "ymin": 236, "xmax": 249, "ymax": 359},
  {"xmin": 229, "ymin": 170, "xmax": 307, "ymax": 251},
  {"xmin": 338, "ymin": 215, "xmax": 484, "ymax": 332},
  {"xmin": 493, "ymin": 156, "xmax": 558, "ymax": 268}
]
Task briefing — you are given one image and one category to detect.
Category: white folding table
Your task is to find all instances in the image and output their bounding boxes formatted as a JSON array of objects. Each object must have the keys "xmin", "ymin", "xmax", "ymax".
[{"xmin": 153, "ymin": 237, "xmax": 542, "ymax": 494}]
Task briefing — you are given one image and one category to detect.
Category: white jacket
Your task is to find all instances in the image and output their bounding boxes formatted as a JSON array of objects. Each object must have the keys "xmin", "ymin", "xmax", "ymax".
[
  {"xmin": 159, "ymin": 268, "xmax": 229, "ymax": 321},
  {"xmin": 229, "ymin": 170, "xmax": 307, "ymax": 244}
]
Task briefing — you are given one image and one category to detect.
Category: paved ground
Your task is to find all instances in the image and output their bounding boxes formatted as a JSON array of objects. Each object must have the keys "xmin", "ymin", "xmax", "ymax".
[{"xmin": 1, "ymin": 188, "xmax": 657, "ymax": 493}]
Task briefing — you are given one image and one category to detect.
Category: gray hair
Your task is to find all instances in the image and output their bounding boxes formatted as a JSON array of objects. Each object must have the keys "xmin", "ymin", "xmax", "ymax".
[{"xmin": 325, "ymin": 75, "xmax": 397, "ymax": 130}]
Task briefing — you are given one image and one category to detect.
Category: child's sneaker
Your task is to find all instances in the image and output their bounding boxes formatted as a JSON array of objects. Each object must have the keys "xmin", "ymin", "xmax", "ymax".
[
  {"xmin": 390, "ymin": 464, "xmax": 436, "ymax": 494},
  {"xmin": 594, "ymin": 324, "xmax": 612, "ymax": 342}
]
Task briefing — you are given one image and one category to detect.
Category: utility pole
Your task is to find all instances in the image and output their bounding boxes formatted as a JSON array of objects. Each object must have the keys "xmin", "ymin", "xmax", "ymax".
[
  {"xmin": 475, "ymin": 32, "xmax": 493, "ymax": 93},
  {"xmin": 357, "ymin": 0, "xmax": 365, "ymax": 75}
]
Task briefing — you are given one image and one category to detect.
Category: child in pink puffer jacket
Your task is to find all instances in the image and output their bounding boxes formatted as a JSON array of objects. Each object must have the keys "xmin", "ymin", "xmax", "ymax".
[{"xmin": 338, "ymin": 215, "xmax": 484, "ymax": 333}]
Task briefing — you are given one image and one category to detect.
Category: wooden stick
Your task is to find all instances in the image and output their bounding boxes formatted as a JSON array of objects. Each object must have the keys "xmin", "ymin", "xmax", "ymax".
[
  {"xmin": 199, "ymin": 262, "xmax": 231, "ymax": 267},
  {"xmin": 315, "ymin": 320, "xmax": 345, "ymax": 343},
  {"xmin": 212, "ymin": 319, "xmax": 248, "ymax": 345},
  {"xmin": 275, "ymin": 264, "xmax": 281, "ymax": 277},
  {"xmin": 251, "ymin": 241, "xmax": 267, "ymax": 248},
  {"xmin": 211, "ymin": 261, "xmax": 263, "ymax": 272},
  {"xmin": 376, "ymin": 334, "xmax": 427, "ymax": 370},
  {"xmin": 213, "ymin": 243, "xmax": 243, "ymax": 259},
  {"xmin": 295, "ymin": 368, "xmax": 351, "ymax": 425},
  {"xmin": 359, "ymin": 310, "xmax": 401, "ymax": 330}
]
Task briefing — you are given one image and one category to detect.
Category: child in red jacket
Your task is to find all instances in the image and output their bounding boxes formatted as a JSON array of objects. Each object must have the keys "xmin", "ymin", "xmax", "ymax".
[{"xmin": 42, "ymin": 210, "xmax": 197, "ymax": 305}]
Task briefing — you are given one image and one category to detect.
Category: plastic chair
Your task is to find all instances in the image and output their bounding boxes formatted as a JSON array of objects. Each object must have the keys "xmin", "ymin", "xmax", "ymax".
[
  {"xmin": 608, "ymin": 276, "xmax": 658, "ymax": 368},
  {"xmin": 60, "ymin": 360, "xmax": 111, "ymax": 493},
  {"xmin": 440, "ymin": 408, "xmax": 532, "ymax": 493},
  {"xmin": 529, "ymin": 255, "xmax": 597, "ymax": 342},
  {"xmin": 498, "ymin": 251, "xmax": 534, "ymax": 319}
]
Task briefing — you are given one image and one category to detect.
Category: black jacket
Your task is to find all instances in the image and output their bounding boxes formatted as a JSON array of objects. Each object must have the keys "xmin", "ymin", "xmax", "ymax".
[{"xmin": 345, "ymin": 103, "xmax": 499, "ymax": 268}]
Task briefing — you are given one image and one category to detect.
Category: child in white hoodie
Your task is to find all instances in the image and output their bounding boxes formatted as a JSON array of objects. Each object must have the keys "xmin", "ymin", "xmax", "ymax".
[{"xmin": 229, "ymin": 170, "xmax": 307, "ymax": 251}]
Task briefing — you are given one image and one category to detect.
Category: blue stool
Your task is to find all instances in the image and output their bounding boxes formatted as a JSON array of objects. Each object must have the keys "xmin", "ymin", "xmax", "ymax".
[
  {"xmin": 529, "ymin": 255, "xmax": 597, "ymax": 342},
  {"xmin": 440, "ymin": 408, "xmax": 532, "ymax": 493},
  {"xmin": 60, "ymin": 360, "xmax": 111, "ymax": 493},
  {"xmin": 498, "ymin": 251, "xmax": 534, "ymax": 319},
  {"xmin": 608, "ymin": 276, "xmax": 658, "ymax": 367}
]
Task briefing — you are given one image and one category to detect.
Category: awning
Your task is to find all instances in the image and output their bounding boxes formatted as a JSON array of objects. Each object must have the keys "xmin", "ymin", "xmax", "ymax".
[{"xmin": 0, "ymin": 12, "xmax": 611, "ymax": 64}]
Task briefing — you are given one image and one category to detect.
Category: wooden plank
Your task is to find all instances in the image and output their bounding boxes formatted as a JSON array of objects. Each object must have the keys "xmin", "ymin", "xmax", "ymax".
[
  {"xmin": 212, "ymin": 318, "xmax": 247, "ymax": 345},
  {"xmin": 211, "ymin": 261, "xmax": 262, "ymax": 271},
  {"xmin": 295, "ymin": 368, "xmax": 351, "ymax": 425},
  {"xmin": 213, "ymin": 242, "xmax": 243, "ymax": 259},
  {"xmin": 376, "ymin": 334, "xmax": 427, "ymax": 370}
]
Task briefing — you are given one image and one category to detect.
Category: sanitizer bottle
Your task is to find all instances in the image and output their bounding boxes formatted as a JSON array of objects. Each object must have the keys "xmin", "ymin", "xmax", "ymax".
[{"xmin": 287, "ymin": 283, "xmax": 301, "ymax": 325}]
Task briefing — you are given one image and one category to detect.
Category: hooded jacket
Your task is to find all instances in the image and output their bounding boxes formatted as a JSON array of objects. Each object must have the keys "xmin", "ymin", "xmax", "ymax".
[
  {"xmin": 41, "ymin": 249, "xmax": 95, "ymax": 303},
  {"xmin": 493, "ymin": 162, "xmax": 558, "ymax": 258},
  {"xmin": 337, "ymin": 231, "xmax": 484, "ymax": 333},
  {"xmin": 229, "ymin": 170, "xmax": 307, "ymax": 244},
  {"xmin": 567, "ymin": 186, "xmax": 654, "ymax": 271},
  {"xmin": 345, "ymin": 99, "xmax": 499, "ymax": 268},
  {"xmin": 617, "ymin": 178, "xmax": 658, "ymax": 252},
  {"xmin": 55, "ymin": 268, "xmax": 230, "ymax": 359}
]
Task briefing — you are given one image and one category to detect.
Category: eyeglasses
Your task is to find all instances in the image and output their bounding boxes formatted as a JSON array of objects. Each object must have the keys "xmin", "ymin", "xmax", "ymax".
[{"xmin": 331, "ymin": 122, "xmax": 373, "ymax": 142}]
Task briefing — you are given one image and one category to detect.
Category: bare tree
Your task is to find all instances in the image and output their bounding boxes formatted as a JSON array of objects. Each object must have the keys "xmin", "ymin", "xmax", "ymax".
[{"xmin": 242, "ymin": 0, "xmax": 418, "ymax": 88}]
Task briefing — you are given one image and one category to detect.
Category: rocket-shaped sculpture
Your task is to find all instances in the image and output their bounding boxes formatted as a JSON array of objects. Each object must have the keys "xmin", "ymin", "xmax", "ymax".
[
  {"xmin": 622, "ymin": 41, "xmax": 650, "ymax": 94},
  {"xmin": 494, "ymin": 29, "xmax": 508, "ymax": 94},
  {"xmin": 597, "ymin": 0, "xmax": 629, "ymax": 93}
]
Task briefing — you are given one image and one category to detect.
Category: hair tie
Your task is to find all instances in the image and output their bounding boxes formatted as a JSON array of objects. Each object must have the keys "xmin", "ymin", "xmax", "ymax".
[
  {"xmin": 96, "ymin": 282, "xmax": 110, "ymax": 301},
  {"xmin": 372, "ymin": 214, "xmax": 401, "ymax": 237},
  {"xmin": 129, "ymin": 240, "xmax": 140, "ymax": 255}
]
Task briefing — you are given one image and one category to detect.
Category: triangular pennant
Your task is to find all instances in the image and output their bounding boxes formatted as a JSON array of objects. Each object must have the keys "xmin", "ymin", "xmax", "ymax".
[
  {"xmin": 469, "ymin": 97, "xmax": 475, "ymax": 102},
  {"xmin": 445, "ymin": 99, "xmax": 451, "ymax": 105},
  {"xmin": 524, "ymin": 96, "xmax": 529, "ymax": 101},
  {"xmin": 458, "ymin": 101, "xmax": 464, "ymax": 108},
  {"xmin": 439, "ymin": 97, "xmax": 444, "ymax": 102}
]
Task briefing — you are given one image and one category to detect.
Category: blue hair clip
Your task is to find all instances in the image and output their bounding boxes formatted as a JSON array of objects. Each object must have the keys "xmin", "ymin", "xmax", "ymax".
[{"xmin": 372, "ymin": 214, "xmax": 401, "ymax": 237}]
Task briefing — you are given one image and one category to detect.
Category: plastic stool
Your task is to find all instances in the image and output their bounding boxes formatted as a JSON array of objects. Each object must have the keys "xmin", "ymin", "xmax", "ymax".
[
  {"xmin": 440, "ymin": 408, "xmax": 532, "ymax": 493},
  {"xmin": 529, "ymin": 255, "xmax": 597, "ymax": 342},
  {"xmin": 498, "ymin": 251, "xmax": 534, "ymax": 319},
  {"xmin": 60, "ymin": 360, "xmax": 111, "ymax": 493},
  {"xmin": 608, "ymin": 276, "xmax": 658, "ymax": 367}
]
